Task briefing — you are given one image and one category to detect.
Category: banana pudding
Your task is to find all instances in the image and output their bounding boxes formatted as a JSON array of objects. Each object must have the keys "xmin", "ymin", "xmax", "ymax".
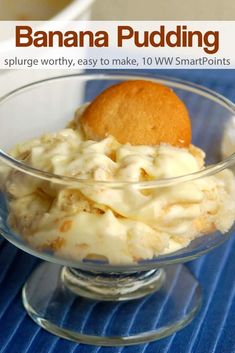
[{"xmin": 1, "ymin": 80, "xmax": 235, "ymax": 264}]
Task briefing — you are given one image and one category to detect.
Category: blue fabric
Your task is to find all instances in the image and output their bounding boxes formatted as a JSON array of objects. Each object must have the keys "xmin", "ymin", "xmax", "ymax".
[{"xmin": 1, "ymin": 69, "xmax": 235, "ymax": 353}]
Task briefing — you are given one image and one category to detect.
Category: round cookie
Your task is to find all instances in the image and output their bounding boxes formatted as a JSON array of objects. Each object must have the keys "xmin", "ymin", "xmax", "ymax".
[{"xmin": 80, "ymin": 80, "xmax": 191, "ymax": 147}]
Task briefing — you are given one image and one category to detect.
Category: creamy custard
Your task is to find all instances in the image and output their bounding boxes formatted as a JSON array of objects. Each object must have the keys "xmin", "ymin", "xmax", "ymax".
[{"xmin": 1, "ymin": 116, "xmax": 235, "ymax": 264}]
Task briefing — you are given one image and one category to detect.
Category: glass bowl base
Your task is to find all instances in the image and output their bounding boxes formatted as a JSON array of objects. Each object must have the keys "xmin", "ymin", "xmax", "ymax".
[{"xmin": 22, "ymin": 262, "xmax": 202, "ymax": 346}]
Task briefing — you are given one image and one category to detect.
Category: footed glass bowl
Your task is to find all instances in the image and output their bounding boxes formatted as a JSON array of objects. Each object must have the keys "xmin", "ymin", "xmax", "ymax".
[{"xmin": 0, "ymin": 73, "xmax": 235, "ymax": 346}]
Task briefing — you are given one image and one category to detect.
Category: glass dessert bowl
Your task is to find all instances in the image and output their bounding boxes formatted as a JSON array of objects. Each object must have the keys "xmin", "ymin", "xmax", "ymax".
[{"xmin": 0, "ymin": 73, "xmax": 235, "ymax": 346}]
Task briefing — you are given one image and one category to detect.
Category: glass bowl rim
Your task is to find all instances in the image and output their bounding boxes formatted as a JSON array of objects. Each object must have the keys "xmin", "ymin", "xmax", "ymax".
[{"xmin": 0, "ymin": 71, "xmax": 235, "ymax": 189}]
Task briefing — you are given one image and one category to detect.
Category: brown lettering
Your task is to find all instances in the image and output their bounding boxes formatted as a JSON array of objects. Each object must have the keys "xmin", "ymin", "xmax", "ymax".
[
  {"xmin": 166, "ymin": 26, "xmax": 182, "ymax": 47},
  {"xmin": 204, "ymin": 31, "xmax": 219, "ymax": 54},
  {"xmin": 15, "ymin": 25, "xmax": 32, "ymax": 47},
  {"xmin": 117, "ymin": 26, "xmax": 134, "ymax": 47},
  {"xmin": 64, "ymin": 31, "xmax": 78, "ymax": 47},
  {"xmin": 33, "ymin": 31, "xmax": 47, "ymax": 47},
  {"xmin": 94, "ymin": 31, "xmax": 109, "ymax": 47}
]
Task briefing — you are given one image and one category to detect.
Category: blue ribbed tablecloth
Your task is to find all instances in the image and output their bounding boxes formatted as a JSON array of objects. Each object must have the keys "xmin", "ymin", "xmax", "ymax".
[{"xmin": 0, "ymin": 69, "xmax": 235, "ymax": 353}]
